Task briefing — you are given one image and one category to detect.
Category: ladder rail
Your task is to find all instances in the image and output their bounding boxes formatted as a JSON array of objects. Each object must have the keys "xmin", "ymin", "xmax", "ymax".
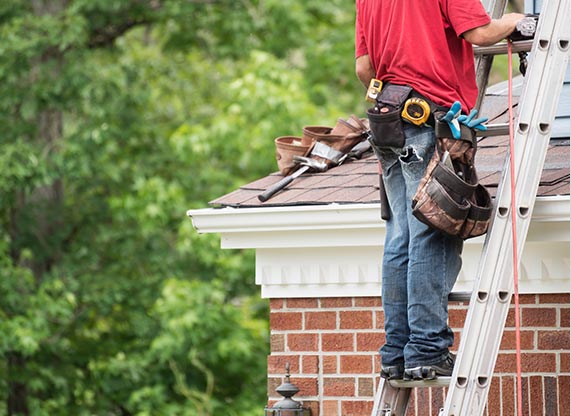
[
  {"xmin": 442, "ymin": 0, "xmax": 571, "ymax": 413},
  {"xmin": 474, "ymin": 0, "xmax": 509, "ymax": 110},
  {"xmin": 371, "ymin": 377, "xmax": 411, "ymax": 416}
]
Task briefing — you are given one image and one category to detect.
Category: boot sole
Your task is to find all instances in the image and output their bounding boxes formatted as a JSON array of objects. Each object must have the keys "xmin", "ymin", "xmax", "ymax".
[
  {"xmin": 381, "ymin": 365, "xmax": 405, "ymax": 380},
  {"xmin": 403, "ymin": 365, "xmax": 454, "ymax": 380}
]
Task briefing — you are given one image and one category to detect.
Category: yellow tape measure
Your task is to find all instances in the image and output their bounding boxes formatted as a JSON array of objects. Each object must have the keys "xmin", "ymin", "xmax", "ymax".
[{"xmin": 401, "ymin": 98, "xmax": 431, "ymax": 125}]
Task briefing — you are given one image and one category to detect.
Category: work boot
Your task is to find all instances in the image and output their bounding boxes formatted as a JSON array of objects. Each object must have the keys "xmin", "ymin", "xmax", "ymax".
[
  {"xmin": 380, "ymin": 363, "xmax": 405, "ymax": 380},
  {"xmin": 403, "ymin": 353, "xmax": 455, "ymax": 381}
]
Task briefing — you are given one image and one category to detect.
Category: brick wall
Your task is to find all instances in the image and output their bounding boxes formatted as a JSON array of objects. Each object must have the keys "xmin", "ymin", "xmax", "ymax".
[{"xmin": 267, "ymin": 294, "xmax": 570, "ymax": 416}]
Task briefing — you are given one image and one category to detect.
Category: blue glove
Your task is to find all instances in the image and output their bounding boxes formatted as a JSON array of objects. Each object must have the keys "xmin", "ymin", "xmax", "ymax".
[
  {"xmin": 458, "ymin": 109, "xmax": 488, "ymax": 132},
  {"xmin": 442, "ymin": 101, "xmax": 462, "ymax": 139}
]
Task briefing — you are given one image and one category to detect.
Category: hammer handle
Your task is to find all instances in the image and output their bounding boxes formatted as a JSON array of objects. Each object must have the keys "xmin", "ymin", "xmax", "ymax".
[
  {"xmin": 258, "ymin": 166, "xmax": 308, "ymax": 202},
  {"xmin": 377, "ymin": 161, "xmax": 391, "ymax": 221},
  {"xmin": 379, "ymin": 173, "xmax": 391, "ymax": 221}
]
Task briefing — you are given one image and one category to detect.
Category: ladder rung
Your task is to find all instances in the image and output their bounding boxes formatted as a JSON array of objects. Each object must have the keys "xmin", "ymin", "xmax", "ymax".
[
  {"xmin": 476, "ymin": 123, "xmax": 509, "ymax": 137},
  {"xmin": 388, "ymin": 377, "xmax": 451, "ymax": 389},
  {"xmin": 474, "ymin": 39, "xmax": 533, "ymax": 56},
  {"xmin": 448, "ymin": 292, "xmax": 471, "ymax": 303}
]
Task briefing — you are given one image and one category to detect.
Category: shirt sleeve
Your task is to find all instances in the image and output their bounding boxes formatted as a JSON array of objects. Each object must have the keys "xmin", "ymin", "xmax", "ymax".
[
  {"xmin": 355, "ymin": 11, "xmax": 369, "ymax": 58},
  {"xmin": 445, "ymin": 0, "xmax": 491, "ymax": 37}
]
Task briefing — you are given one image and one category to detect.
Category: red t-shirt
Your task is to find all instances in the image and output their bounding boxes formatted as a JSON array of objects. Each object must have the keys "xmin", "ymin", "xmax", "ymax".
[{"xmin": 355, "ymin": 0, "xmax": 491, "ymax": 111}]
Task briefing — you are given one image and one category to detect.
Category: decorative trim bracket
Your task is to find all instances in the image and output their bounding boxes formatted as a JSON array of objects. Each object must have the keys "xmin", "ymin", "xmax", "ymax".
[{"xmin": 188, "ymin": 197, "xmax": 570, "ymax": 298}]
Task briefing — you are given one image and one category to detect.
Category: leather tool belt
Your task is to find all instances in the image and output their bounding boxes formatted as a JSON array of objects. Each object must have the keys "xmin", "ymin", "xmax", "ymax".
[
  {"xmin": 366, "ymin": 83, "xmax": 445, "ymax": 150},
  {"xmin": 411, "ymin": 117, "xmax": 492, "ymax": 239}
]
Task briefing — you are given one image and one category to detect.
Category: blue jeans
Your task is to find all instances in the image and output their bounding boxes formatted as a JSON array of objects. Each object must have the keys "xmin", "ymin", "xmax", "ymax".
[{"xmin": 374, "ymin": 124, "xmax": 463, "ymax": 368}]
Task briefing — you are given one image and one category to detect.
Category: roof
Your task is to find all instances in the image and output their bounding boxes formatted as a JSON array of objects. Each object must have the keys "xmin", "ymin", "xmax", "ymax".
[{"xmin": 210, "ymin": 81, "xmax": 570, "ymax": 209}]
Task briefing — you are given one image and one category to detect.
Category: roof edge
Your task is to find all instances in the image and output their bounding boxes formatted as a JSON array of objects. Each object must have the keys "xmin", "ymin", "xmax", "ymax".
[{"xmin": 188, "ymin": 196, "xmax": 570, "ymax": 235}]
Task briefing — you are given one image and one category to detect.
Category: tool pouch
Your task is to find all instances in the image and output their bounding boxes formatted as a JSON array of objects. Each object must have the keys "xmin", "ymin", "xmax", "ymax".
[
  {"xmin": 274, "ymin": 115, "xmax": 369, "ymax": 175},
  {"xmin": 411, "ymin": 119, "xmax": 492, "ymax": 240},
  {"xmin": 302, "ymin": 115, "xmax": 369, "ymax": 167},
  {"xmin": 275, "ymin": 136, "xmax": 312, "ymax": 175},
  {"xmin": 367, "ymin": 84, "xmax": 412, "ymax": 149}
]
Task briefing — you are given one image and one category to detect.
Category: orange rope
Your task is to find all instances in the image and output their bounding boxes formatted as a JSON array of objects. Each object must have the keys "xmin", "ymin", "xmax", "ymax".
[{"xmin": 507, "ymin": 39, "xmax": 523, "ymax": 416}]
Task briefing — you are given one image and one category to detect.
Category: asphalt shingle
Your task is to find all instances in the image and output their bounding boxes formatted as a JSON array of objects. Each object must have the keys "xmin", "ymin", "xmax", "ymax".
[{"xmin": 209, "ymin": 93, "xmax": 570, "ymax": 208}]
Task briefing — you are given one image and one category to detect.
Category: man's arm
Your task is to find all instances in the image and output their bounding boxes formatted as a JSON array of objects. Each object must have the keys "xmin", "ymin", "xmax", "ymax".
[
  {"xmin": 462, "ymin": 13, "xmax": 525, "ymax": 46},
  {"xmin": 356, "ymin": 54, "xmax": 375, "ymax": 89}
]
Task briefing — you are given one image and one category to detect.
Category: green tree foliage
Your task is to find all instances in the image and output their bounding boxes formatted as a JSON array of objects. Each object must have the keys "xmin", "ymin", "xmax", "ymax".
[{"xmin": 0, "ymin": 0, "xmax": 361, "ymax": 415}]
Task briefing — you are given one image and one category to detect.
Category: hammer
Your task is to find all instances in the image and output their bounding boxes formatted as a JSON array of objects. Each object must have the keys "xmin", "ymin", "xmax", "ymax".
[{"xmin": 258, "ymin": 156, "xmax": 328, "ymax": 202}]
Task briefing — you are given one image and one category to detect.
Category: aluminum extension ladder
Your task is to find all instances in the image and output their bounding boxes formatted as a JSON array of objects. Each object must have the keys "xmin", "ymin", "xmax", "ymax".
[{"xmin": 371, "ymin": 0, "xmax": 571, "ymax": 414}]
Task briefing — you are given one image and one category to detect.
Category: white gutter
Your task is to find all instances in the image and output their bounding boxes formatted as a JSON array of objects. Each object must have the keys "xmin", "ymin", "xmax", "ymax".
[{"xmin": 188, "ymin": 196, "xmax": 569, "ymax": 235}]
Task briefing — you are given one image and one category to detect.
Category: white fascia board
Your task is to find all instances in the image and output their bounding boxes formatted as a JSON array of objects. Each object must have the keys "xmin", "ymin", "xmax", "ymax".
[{"xmin": 188, "ymin": 196, "xmax": 570, "ymax": 297}]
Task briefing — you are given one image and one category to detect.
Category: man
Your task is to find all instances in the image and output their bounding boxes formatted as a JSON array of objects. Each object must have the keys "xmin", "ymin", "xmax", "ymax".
[{"xmin": 355, "ymin": 1, "xmax": 524, "ymax": 380}]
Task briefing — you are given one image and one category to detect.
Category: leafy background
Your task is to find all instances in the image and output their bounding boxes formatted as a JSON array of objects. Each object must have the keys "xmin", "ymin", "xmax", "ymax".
[{"xmin": 0, "ymin": 0, "xmax": 522, "ymax": 415}]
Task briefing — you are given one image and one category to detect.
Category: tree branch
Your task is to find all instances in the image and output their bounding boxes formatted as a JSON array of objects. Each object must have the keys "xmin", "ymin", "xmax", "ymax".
[
  {"xmin": 85, "ymin": 0, "xmax": 222, "ymax": 49},
  {"xmin": 87, "ymin": 19, "xmax": 152, "ymax": 49}
]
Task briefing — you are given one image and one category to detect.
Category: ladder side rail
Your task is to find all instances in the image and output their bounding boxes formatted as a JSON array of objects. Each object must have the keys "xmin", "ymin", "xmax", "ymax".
[
  {"xmin": 442, "ymin": 0, "xmax": 571, "ymax": 413},
  {"xmin": 371, "ymin": 378, "xmax": 384, "ymax": 416},
  {"xmin": 461, "ymin": 7, "xmax": 571, "ymax": 414},
  {"xmin": 439, "ymin": 24, "xmax": 552, "ymax": 414},
  {"xmin": 371, "ymin": 378, "xmax": 386, "ymax": 416},
  {"xmin": 482, "ymin": 0, "xmax": 508, "ymax": 18},
  {"xmin": 371, "ymin": 377, "xmax": 411, "ymax": 416},
  {"xmin": 474, "ymin": 0, "xmax": 509, "ymax": 110},
  {"xmin": 462, "ymin": 3, "xmax": 562, "ymax": 412},
  {"xmin": 465, "ymin": 0, "xmax": 566, "ymax": 355},
  {"xmin": 438, "ymin": 185, "xmax": 515, "ymax": 414},
  {"xmin": 475, "ymin": 56, "xmax": 495, "ymax": 111},
  {"xmin": 456, "ymin": 56, "xmax": 570, "ymax": 414},
  {"xmin": 443, "ymin": 0, "xmax": 568, "ymax": 412}
]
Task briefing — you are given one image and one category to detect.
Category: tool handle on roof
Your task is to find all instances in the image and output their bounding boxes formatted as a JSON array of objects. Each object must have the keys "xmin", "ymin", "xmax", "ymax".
[
  {"xmin": 379, "ymin": 174, "xmax": 391, "ymax": 221},
  {"xmin": 258, "ymin": 165, "xmax": 308, "ymax": 202},
  {"xmin": 376, "ymin": 161, "xmax": 391, "ymax": 221}
]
